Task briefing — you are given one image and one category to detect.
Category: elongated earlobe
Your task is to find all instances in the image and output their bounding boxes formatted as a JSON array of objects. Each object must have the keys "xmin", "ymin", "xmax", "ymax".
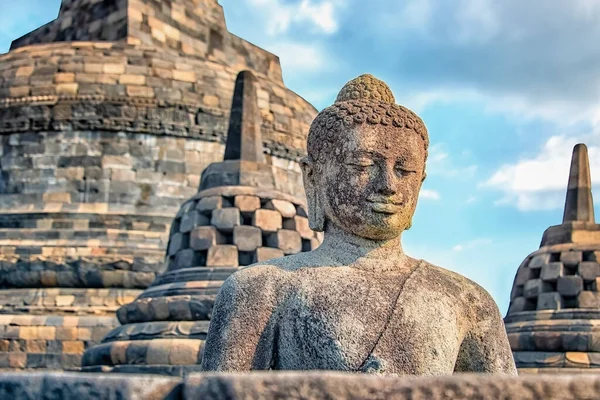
[
  {"xmin": 300, "ymin": 158, "xmax": 325, "ymax": 232},
  {"xmin": 307, "ymin": 190, "xmax": 325, "ymax": 232}
]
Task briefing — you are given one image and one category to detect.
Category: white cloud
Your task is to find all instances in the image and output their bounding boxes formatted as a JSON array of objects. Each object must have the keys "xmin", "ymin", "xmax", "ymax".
[
  {"xmin": 421, "ymin": 189, "xmax": 441, "ymax": 200},
  {"xmin": 246, "ymin": 0, "xmax": 340, "ymax": 35},
  {"xmin": 454, "ymin": 0, "xmax": 500, "ymax": 44},
  {"xmin": 264, "ymin": 41, "xmax": 327, "ymax": 73},
  {"xmin": 453, "ymin": 238, "xmax": 492, "ymax": 252},
  {"xmin": 482, "ymin": 134, "xmax": 600, "ymax": 211},
  {"xmin": 426, "ymin": 143, "xmax": 478, "ymax": 179}
]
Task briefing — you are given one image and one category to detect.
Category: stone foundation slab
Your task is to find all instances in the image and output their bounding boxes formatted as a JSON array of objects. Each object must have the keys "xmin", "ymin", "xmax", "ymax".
[{"xmin": 1, "ymin": 371, "xmax": 600, "ymax": 399}]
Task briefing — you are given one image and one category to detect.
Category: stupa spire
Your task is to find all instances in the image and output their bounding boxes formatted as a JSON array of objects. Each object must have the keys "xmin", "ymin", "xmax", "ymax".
[
  {"xmin": 223, "ymin": 71, "xmax": 265, "ymax": 163},
  {"xmin": 562, "ymin": 143, "xmax": 595, "ymax": 223}
]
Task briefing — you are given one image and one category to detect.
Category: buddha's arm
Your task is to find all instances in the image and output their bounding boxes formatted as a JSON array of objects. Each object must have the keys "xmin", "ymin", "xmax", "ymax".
[
  {"xmin": 200, "ymin": 269, "xmax": 278, "ymax": 371},
  {"xmin": 454, "ymin": 295, "xmax": 518, "ymax": 375}
]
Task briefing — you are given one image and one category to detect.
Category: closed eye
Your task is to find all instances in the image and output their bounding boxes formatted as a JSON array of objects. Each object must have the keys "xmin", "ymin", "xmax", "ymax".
[
  {"xmin": 346, "ymin": 158, "xmax": 375, "ymax": 168},
  {"xmin": 395, "ymin": 165, "xmax": 417, "ymax": 175}
]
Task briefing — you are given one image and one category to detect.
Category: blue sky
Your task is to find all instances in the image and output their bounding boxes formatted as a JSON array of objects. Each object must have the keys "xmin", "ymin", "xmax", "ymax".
[{"xmin": 2, "ymin": 0, "xmax": 600, "ymax": 314}]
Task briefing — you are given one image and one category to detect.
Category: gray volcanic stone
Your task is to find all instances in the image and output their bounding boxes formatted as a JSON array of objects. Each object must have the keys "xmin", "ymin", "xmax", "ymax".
[
  {"xmin": 579, "ymin": 261, "xmax": 600, "ymax": 281},
  {"xmin": 211, "ymin": 208, "xmax": 242, "ymax": 232},
  {"xmin": 266, "ymin": 229, "xmax": 302, "ymax": 254},
  {"xmin": 557, "ymin": 276, "xmax": 584, "ymax": 296},
  {"xmin": 253, "ymin": 247, "xmax": 284, "ymax": 263},
  {"xmin": 207, "ymin": 245, "xmax": 238, "ymax": 267},
  {"xmin": 197, "ymin": 197, "xmax": 231, "ymax": 215},
  {"xmin": 0, "ymin": 372, "xmax": 181, "ymax": 400},
  {"xmin": 233, "ymin": 226, "xmax": 262, "ymax": 252},
  {"xmin": 180, "ymin": 211, "xmax": 209, "ymax": 233},
  {"xmin": 185, "ymin": 372, "xmax": 600, "ymax": 400},
  {"xmin": 541, "ymin": 262, "xmax": 563, "ymax": 282},
  {"xmin": 537, "ymin": 292, "xmax": 563, "ymax": 310},
  {"xmin": 190, "ymin": 226, "xmax": 225, "ymax": 251}
]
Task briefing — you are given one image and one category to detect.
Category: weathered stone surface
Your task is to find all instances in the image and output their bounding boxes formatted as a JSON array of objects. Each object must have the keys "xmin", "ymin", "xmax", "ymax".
[
  {"xmin": 233, "ymin": 226, "xmax": 262, "ymax": 252},
  {"xmin": 180, "ymin": 211, "xmax": 209, "ymax": 233},
  {"xmin": 265, "ymin": 199, "xmax": 296, "ymax": 218},
  {"xmin": 579, "ymin": 261, "xmax": 600, "ymax": 281},
  {"xmin": 557, "ymin": 276, "xmax": 584, "ymax": 296},
  {"xmin": 223, "ymin": 71, "xmax": 264, "ymax": 163},
  {"xmin": 206, "ymin": 246, "xmax": 239, "ymax": 267},
  {"xmin": 185, "ymin": 372, "xmax": 600, "ymax": 400},
  {"xmin": 211, "ymin": 208, "xmax": 242, "ymax": 233},
  {"xmin": 234, "ymin": 195, "xmax": 260, "ymax": 214},
  {"xmin": 2, "ymin": 371, "xmax": 600, "ymax": 399},
  {"xmin": 252, "ymin": 209, "xmax": 282, "ymax": 233},
  {"xmin": 201, "ymin": 75, "xmax": 516, "ymax": 375},
  {"xmin": 524, "ymin": 279, "xmax": 552, "ymax": 299},
  {"xmin": 561, "ymin": 251, "xmax": 583, "ymax": 267},
  {"xmin": 578, "ymin": 291, "xmax": 600, "ymax": 308},
  {"xmin": 266, "ymin": 229, "xmax": 302, "ymax": 255},
  {"xmin": 563, "ymin": 144, "xmax": 595, "ymax": 223},
  {"xmin": 508, "ymin": 297, "xmax": 527, "ymax": 313},
  {"xmin": 0, "ymin": 372, "xmax": 181, "ymax": 399},
  {"xmin": 537, "ymin": 292, "xmax": 563, "ymax": 310},
  {"xmin": 529, "ymin": 253, "xmax": 551, "ymax": 269},
  {"xmin": 515, "ymin": 266, "xmax": 533, "ymax": 286},
  {"xmin": 190, "ymin": 226, "xmax": 224, "ymax": 251},
  {"xmin": 254, "ymin": 247, "xmax": 285, "ymax": 263},
  {"xmin": 541, "ymin": 262, "xmax": 563, "ymax": 282},
  {"xmin": 196, "ymin": 197, "xmax": 231, "ymax": 214}
]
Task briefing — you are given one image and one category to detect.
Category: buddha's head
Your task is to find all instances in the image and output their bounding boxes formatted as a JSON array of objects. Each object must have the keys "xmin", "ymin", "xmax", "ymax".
[{"xmin": 301, "ymin": 74, "xmax": 429, "ymax": 240}]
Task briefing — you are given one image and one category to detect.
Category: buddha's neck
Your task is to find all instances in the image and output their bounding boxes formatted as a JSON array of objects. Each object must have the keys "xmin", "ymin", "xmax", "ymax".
[{"xmin": 316, "ymin": 223, "xmax": 407, "ymax": 266}]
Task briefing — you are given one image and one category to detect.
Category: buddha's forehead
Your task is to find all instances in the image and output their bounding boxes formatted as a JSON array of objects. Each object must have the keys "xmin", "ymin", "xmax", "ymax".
[{"xmin": 342, "ymin": 125, "xmax": 425, "ymax": 161}]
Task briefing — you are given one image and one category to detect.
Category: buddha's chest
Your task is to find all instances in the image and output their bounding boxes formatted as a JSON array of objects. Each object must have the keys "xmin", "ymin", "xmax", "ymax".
[{"xmin": 273, "ymin": 271, "xmax": 462, "ymax": 374}]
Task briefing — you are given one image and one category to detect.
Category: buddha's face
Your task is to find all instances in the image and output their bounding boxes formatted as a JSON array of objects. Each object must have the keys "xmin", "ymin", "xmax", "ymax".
[{"xmin": 305, "ymin": 124, "xmax": 426, "ymax": 240}]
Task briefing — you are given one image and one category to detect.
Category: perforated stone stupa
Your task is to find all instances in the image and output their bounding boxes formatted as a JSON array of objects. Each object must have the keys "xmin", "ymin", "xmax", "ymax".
[
  {"xmin": 505, "ymin": 143, "xmax": 600, "ymax": 373},
  {"xmin": 0, "ymin": 0, "xmax": 316, "ymax": 371},
  {"xmin": 81, "ymin": 70, "xmax": 322, "ymax": 376}
]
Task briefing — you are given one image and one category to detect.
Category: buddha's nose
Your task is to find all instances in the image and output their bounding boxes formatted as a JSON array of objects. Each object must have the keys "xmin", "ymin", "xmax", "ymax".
[{"xmin": 377, "ymin": 164, "xmax": 398, "ymax": 195}]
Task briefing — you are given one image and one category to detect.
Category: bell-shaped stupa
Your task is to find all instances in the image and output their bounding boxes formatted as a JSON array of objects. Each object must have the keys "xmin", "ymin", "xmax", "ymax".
[
  {"xmin": 81, "ymin": 70, "xmax": 322, "ymax": 376},
  {"xmin": 505, "ymin": 143, "xmax": 600, "ymax": 373}
]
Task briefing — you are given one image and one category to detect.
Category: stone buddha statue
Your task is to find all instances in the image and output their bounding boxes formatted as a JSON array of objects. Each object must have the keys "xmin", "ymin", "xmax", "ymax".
[{"xmin": 200, "ymin": 75, "xmax": 517, "ymax": 375}]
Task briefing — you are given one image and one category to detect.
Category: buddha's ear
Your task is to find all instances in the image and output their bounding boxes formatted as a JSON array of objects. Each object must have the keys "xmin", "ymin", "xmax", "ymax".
[
  {"xmin": 300, "ymin": 157, "xmax": 325, "ymax": 232},
  {"xmin": 421, "ymin": 170, "xmax": 427, "ymax": 182}
]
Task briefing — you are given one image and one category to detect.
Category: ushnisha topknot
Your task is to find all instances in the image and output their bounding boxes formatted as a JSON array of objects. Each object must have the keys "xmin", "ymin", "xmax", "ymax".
[
  {"xmin": 306, "ymin": 74, "xmax": 429, "ymax": 164},
  {"xmin": 335, "ymin": 74, "xmax": 396, "ymax": 104}
]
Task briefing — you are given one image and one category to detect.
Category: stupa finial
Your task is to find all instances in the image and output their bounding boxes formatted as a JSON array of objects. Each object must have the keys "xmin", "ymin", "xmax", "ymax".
[
  {"xmin": 562, "ymin": 143, "xmax": 595, "ymax": 223},
  {"xmin": 223, "ymin": 70, "xmax": 264, "ymax": 163}
]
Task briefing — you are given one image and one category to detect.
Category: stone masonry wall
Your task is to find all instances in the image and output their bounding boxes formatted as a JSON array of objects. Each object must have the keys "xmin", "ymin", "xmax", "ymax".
[
  {"xmin": 0, "ymin": 40, "xmax": 311, "ymax": 276},
  {"xmin": 0, "ymin": 42, "xmax": 315, "ymax": 160},
  {"xmin": 10, "ymin": 0, "xmax": 285, "ymax": 84}
]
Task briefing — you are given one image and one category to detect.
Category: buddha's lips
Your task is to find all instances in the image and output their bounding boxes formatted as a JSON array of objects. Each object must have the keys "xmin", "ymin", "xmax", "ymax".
[{"xmin": 367, "ymin": 200, "xmax": 402, "ymax": 214}]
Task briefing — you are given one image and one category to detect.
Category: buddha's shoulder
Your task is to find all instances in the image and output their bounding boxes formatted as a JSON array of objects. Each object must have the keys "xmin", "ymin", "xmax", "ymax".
[
  {"xmin": 222, "ymin": 251, "xmax": 317, "ymax": 288},
  {"xmin": 416, "ymin": 260, "xmax": 498, "ymax": 308}
]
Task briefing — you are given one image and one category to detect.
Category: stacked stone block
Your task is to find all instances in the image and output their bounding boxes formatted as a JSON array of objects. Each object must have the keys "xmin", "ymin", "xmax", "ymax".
[
  {"xmin": 0, "ymin": 314, "xmax": 116, "ymax": 370},
  {"xmin": 509, "ymin": 249, "xmax": 600, "ymax": 313}
]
